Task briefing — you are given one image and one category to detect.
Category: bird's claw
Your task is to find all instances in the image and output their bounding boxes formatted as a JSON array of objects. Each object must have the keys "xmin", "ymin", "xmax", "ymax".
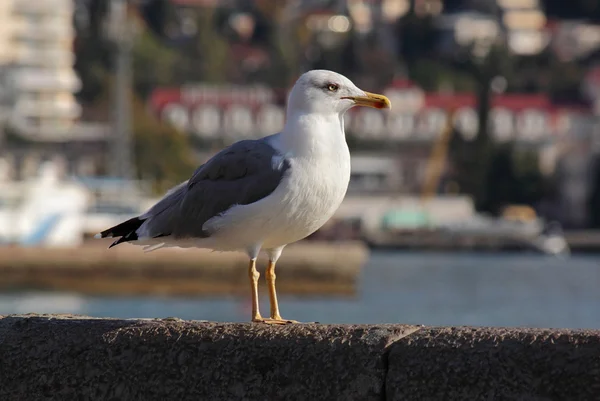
[
  {"xmin": 272, "ymin": 319, "xmax": 300, "ymax": 324},
  {"xmin": 252, "ymin": 317, "xmax": 299, "ymax": 325}
]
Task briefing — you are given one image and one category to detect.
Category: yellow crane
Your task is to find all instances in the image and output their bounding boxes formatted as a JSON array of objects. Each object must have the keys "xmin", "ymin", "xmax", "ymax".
[
  {"xmin": 420, "ymin": 108, "xmax": 456, "ymax": 203},
  {"xmin": 419, "ymin": 109, "xmax": 539, "ymax": 223}
]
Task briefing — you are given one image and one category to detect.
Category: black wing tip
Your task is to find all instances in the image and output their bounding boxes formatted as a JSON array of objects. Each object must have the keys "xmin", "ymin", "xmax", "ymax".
[
  {"xmin": 108, "ymin": 232, "xmax": 139, "ymax": 249},
  {"xmin": 97, "ymin": 217, "xmax": 144, "ymax": 249}
]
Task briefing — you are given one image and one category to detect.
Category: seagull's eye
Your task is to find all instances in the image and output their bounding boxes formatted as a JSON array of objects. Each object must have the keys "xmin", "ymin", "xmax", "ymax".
[{"xmin": 327, "ymin": 84, "xmax": 339, "ymax": 92}]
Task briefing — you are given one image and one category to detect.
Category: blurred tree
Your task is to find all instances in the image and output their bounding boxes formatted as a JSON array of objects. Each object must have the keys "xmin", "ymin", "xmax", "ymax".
[
  {"xmin": 72, "ymin": 0, "xmax": 212, "ymax": 191},
  {"xmin": 139, "ymin": 0, "xmax": 170, "ymax": 38},
  {"xmin": 547, "ymin": 56, "xmax": 586, "ymax": 104},
  {"xmin": 543, "ymin": 0, "xmax": 600, "ymax": 21},
  {"xmin": 408, "ymin": 59, "xmax": 477, "ymax": 92},
  {"xmin": 507, "ymin": 48, "xmax": 587, "ymax": 103},
  {"xmin": 172, "ymin": 8, "xmax": 231, "ymax": 83},
  {"xmin": 83, "ymin": 70, "xmax": 195, "ymax": 193},
  {"xmin": 131, "ymin": 93, "xmax": 196, "ymax": 193},
  {"xmin": 132, "ymin": 28, "xmax": 180, "ymax": 98},
  {"xmin": 588, "ymin": 156, "xmax": 600, "ymax": 228},
  {"xmin": 73, "ymin": 0, "xmax": 111, "ymax": 103},
  {"xmin": 269, "ymin": 30, "xmax": 302, "ymax": 87},
  {"xmin": 505, "ymin": 50, "xmax": 551, "ymax": 93},
  {"xmin": 74, "ymin": 0, "xmax": 231, "ymax": 101},
  {"xmin": 211, "ymin": 0, "xmax": 302, "ymax": 87},
  {"xmin": 483, "ymin": 145, "xmax": 545, "ymax": 214},
  {"xmin": 511, "ymin": 149, "xmax": 546, "ymax": 205},
  {"xmin": 394, "ymin": 12, "xmax": 438, "ymax": 63},
  {"xmin": 450, "ymin": 142, "xmax": 545, "ymax": 215},
  {"xmin": 479, "ymin": 144, "xmax": 515, "ymax": 214},
  {"xmin": 449, "ymin": 43, "xmax": 513, "ymax": 211}
]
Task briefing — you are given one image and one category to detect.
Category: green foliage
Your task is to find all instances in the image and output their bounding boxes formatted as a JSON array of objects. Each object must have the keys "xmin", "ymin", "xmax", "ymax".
[
  {"xmin": 268, "ymin": 33, "xmax": 300, "ymax": 87},
  {"xmin": 588, "ymin": 157, "xmax": 600, "ymax": 228},
  {"xmin": 445, "ymin": 44, "xmax": 515, "ymax": 211},
  {"xmin": 132, "ymin": 29, "xmax": 181, "ymax": 98},
  {"xmin": 548, "ymin": 57, "xmax": 585, "ymax": 101},
  {"xmin": 475, "ymin": 144, "xmax": 544, "ymax": 215},
  {"xmin": 72, "ymin": 8, "xmax": 200, "ymax": 190},
  {"xmin": 174, "ymin": 9, "xmax": 231, "ymax": 83},
  {"xmin": 72, "ymin": 1, "xmax": 111, "ymax": 104},
  {"xmin": 408, "ymin": 59, "xmax": 477, "ymax": 92},
  {"xmin": 131, "ymin": 94, "xmax": 196, "ymax": 194}
]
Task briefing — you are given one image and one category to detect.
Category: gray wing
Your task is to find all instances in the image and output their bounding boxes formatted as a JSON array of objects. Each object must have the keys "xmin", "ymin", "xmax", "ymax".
[{"xmin": 139, "ymin": 138, "xmax": 290, "ymax": 239}]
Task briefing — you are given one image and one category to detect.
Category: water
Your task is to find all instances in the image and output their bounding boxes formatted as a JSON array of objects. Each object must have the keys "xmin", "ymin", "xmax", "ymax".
[{"xmin": 1, "ymin": 251, "xmax": 599, "ymax": 329}]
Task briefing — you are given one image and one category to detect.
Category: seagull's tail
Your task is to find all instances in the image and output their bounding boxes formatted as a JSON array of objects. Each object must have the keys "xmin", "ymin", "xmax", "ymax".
[{"xmin": 95, "ymin": 217, "xmax": 145, "ymax": 248}]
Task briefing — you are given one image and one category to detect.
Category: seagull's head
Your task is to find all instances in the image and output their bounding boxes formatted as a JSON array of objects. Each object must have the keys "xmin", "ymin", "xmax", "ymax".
[{"xmin": 287, "ymin": 70, "xmax": 391, "ymax": 116}]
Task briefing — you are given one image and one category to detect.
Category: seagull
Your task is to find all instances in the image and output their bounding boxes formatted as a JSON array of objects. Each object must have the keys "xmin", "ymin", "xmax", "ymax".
[{"xmin": 96, "ymin": 70, "xmax": 391, "ymax": 324}]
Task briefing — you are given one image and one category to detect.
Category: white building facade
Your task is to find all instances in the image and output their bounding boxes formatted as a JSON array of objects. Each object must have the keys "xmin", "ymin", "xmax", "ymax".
[{"xmin": 0, "ymin": 0, "xmax": 81, "ymax": 137}]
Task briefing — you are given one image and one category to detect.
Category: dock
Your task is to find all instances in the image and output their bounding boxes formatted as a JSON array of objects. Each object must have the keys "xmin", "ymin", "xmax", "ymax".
[
  {"xmin": 364, "ymin": 229, "xmax": 600, "ymax": 253},
  {"xmin": 0, "ymin": 240, "xmax": 368, "ymax": 296}
]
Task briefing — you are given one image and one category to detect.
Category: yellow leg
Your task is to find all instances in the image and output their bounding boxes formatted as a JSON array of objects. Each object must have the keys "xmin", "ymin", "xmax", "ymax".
[
  {"xmin": 265, "ymin": 260, "xmax": 298, "ymax": 324},
  {"xmin": 248, "ymin": 259, "xmax": 263, "ymax": 322},
  {"xmin": 248, "ymin": 259, "xmax": 288, "ymax": 325}
]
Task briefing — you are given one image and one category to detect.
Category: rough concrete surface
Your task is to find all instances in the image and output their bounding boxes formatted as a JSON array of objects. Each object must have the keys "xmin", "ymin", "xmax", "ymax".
[
  {"xmin": 0, "ymin": 315, "xmax": 416, "ymax": 401},
  {"xmin": 2, "ymin": 315, "xmax": 600, "ymax": 401},
  {"xmin": 387, "ymin": 326, "xmax": 600, "ymax": 401}
]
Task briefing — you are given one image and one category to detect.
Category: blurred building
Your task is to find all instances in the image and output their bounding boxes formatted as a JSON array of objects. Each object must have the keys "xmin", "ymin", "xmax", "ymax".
[
  {"xmin": 0, "ymin": 0, "xmax": 109, "ymax": 181},
  {"xmin": 498, "ymin": 0, "xmax": 549, "ymax": 56},
  {"xmin": 149, "ymin": 77, "xmax": 598, "ymax": 197},
  {"xmin": 0, "ymin": 0, "xmax": 81, "ymax": 136}
]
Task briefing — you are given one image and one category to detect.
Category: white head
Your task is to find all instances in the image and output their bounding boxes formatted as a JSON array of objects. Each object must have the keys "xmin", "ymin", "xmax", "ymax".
[{"xmin": 286, "ymin": 70, "xmax": 391, "ymax": 116}]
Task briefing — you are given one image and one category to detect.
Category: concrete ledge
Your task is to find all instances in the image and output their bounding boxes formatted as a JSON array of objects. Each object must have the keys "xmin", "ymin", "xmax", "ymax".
[
  {"xmin": 1, "ymin": 316, "xmax": 599, "ymax": 400},
  {"xmin": 387, "ymin": 326, "xmax": 600, "ymax": 401},
  {"xmin": 0, "ymin": 315, "xmax": 415, "ymax": 401}
]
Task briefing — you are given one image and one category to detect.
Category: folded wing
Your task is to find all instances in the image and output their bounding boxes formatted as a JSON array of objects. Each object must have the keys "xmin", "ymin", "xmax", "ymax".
[{"xmin": 100, "ymin": 138, "xmax": 290, "ymax": 247}]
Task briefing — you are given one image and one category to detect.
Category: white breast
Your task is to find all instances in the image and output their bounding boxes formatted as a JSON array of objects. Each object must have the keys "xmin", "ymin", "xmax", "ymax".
[
  {"xmin": 260, "ymin": 145, "xmax": 350, "ymax": 247},
  {"xmin": 201, "ymin": 112, "xmax": 351, "ymax": 251}
]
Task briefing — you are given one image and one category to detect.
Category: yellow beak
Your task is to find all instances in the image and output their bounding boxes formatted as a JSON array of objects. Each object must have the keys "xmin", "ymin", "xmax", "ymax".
[{"xmin": 342, "ymin": 91, "xmax": 391, "ymax": 110}]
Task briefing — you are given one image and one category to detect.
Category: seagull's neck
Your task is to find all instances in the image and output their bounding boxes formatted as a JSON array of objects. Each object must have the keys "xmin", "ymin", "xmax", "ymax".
[{"xmin": 270, "ymin": 111, "xmax": 348, "ymax": 159}]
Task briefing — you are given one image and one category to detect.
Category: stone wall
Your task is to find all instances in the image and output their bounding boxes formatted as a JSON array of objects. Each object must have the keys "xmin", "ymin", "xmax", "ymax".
[{"xmin": 0, "ymin": 315, "xmax": 598, "ymax": 400}]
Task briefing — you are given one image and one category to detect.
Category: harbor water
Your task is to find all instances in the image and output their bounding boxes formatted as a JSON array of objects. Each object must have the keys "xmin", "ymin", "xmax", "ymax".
[{"xmin": 1, "ymin": 251, "xmax": 599, "ymax": 329}]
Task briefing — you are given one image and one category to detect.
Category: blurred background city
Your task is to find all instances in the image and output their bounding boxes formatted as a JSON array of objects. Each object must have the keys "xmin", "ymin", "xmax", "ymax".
[{"xmin": 1, "ymin": 0, "xmax": 600, "ymax": 328}]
